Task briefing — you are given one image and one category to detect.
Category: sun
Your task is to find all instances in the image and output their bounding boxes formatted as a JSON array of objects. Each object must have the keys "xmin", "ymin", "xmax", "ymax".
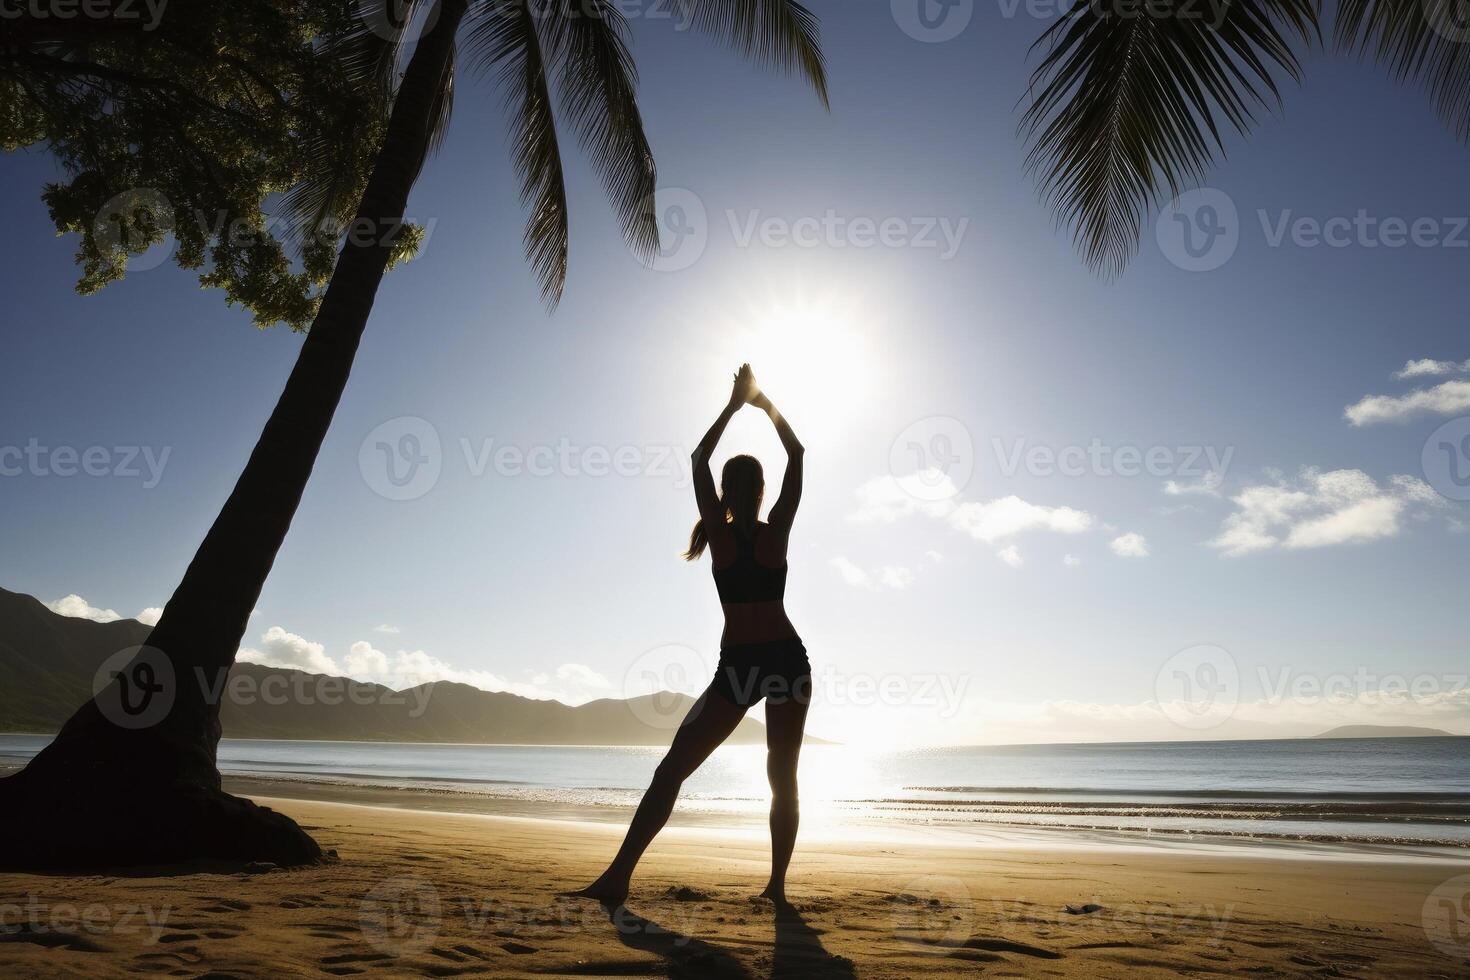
[{"xmin": 721, "ymin": 292, "xmax": 874, "ymax": 435}]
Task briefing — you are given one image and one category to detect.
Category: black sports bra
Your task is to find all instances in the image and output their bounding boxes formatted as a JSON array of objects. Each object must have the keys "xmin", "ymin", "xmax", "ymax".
[{"xmin": 712, "ymin": 524, "xmax": 788, "ymax": 604}]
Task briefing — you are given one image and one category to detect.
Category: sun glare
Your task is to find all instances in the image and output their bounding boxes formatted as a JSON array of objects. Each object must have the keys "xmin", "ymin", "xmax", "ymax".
[{"xmin": 718, "ymin": 292, "xmax": 875, "ymax": 437}]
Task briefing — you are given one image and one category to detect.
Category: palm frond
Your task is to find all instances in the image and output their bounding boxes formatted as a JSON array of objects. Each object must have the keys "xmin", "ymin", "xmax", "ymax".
[
  {"xmin": 1337, "ymin": 0, "xmax": 1470, "ymax": 141},
  {"xmin": 427, "ymin": 39, "xmax": 457, "ymax": 155},
  {"xmin": 280, "ymin": 0, "xmax": 428, "ymax": 250},
  {"xmin": 330, "ymin": 0, "xmax": 426, "ymax": 96},
  {"xmin": 541, "ymin": 0, "xmax": 658, "ymax": 261},
  {"xmin": 678, "ymin": 0, "xmax": 829, "ymax": 107},
  {"xmin": 467, "ymin": 0, "xmax": 569, "ymax": 304},
  {"xmin": 1021, "ymin": 0, "xmax": 1318, "ymax": 275}
]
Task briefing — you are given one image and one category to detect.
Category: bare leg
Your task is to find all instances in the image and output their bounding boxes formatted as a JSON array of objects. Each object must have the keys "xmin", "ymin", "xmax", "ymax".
[
  {"xmin": 760, "ymin": 694, "xmax": 809, "ymax": 903},
  {"xmin": 574, "ymin": 689, "xmax": 749, "ymax": 904}
]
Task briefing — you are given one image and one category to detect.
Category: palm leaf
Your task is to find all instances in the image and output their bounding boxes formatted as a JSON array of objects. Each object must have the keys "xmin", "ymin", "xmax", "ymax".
[
  {"xmin": 280, "ymin": 0, "xmax": 424, "ymax": 250},
  {"xmin": 1337, "ymin": 0, "xmax": 1470, "ymax": 141},
  {"xmin": 467, "ymin": 0, "xmax": 570, "ymax": 304},
  {"xmin": 1021, "ymin": 0, "xmax": 1318, "ymax": 275},
  {"xmin": 679, "ymin": 0, "xmax": 829, "ymax": 107},
  {"xmin": 542, "ymin": 0, "xmax": 659, "ymax": 261}
]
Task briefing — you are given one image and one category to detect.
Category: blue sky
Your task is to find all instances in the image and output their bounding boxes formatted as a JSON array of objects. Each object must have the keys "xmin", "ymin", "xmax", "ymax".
[{"xmin": 3, "ymin": 1, "xmax": 1468, "ymax": 745}]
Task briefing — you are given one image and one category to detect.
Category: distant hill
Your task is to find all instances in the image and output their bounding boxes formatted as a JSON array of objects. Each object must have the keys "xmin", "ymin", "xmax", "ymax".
[
  {"xmin": 1311, "ymin": 725, "xmax": 1455, "ymax": 739},
  {"xmin": 0, "ymin": 587, "xmax": 795, "ymax": 746}
]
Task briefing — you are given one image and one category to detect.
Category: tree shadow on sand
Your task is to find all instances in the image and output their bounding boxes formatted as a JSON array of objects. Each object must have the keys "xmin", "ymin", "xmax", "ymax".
[{"xmin": 769, "ymin": 898, "xmax": 857, "ymax": 980}]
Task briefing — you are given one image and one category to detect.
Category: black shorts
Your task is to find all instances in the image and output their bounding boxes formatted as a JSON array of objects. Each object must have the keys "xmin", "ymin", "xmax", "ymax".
[{"xmin": 710, "ymin": 639, "xmax": 812, "ymax": 708}]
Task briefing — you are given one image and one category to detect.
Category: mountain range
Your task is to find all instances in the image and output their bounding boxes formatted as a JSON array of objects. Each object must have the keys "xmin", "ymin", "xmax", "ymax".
[{"xmin": 0, "ymin": 587, "xmax": 785, "ymax": 745}]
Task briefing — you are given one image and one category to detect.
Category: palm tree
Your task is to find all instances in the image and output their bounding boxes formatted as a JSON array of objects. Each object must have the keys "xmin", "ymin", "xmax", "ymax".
[
  {"xmin": 1021, "ymin": 0, "xmax": 1468, "ymax": 273},
  {"xmin": 0, "ymin": 0, "xmax": 827, "ymax": 870}
]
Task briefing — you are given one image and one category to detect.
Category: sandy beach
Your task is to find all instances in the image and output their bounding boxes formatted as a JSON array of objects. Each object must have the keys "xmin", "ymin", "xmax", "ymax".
[{"xmin": 3, "ymin": 788, "xmax": 1468, "ymax": 978}]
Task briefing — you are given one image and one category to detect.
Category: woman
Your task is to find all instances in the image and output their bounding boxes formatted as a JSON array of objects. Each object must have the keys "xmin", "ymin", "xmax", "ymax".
[{"xmin": 575, "ymin": 364, "xmax": 810, "ymax": 906}]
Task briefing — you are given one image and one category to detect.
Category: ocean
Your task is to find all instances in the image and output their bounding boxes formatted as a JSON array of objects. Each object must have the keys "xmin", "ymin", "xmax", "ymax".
[{"xmin": 4, "ymin": 734, "xmax": 1467, "ymax": 851}]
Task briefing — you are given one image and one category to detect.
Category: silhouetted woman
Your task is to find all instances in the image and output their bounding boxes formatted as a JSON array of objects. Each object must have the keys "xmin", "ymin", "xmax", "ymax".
[{"xmin": 575, "ymin": 364, "xmax": 809, "ymax": 906}]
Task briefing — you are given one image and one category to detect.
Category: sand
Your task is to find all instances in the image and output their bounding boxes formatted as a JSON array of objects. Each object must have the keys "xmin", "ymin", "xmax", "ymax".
[{"xmin": 2, "ymin": 792, "xmax": 1469, "ymax": 978}]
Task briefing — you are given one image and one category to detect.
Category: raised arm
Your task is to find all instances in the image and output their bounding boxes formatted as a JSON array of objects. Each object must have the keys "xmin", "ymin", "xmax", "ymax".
[
  {"xmin": 752, "ymin": 384, "xmax": 803, "ymax": 536},
  {"xmin": 691, "ymin": 365, "xmax": 754, "ymax": 528}
]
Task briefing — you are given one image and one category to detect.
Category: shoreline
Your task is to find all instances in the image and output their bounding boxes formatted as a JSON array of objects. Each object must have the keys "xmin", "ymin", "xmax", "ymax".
[
  {"xmin": 5, "ymin": 757, "xmax": 1467, "ymax": 859},
  {"xmin": 224, "ymin": 774, "xmax": 1470, "ymax": 864}
]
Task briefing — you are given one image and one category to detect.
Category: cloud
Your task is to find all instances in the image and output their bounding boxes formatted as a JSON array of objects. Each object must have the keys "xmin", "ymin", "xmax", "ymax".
[
  {"xmin": 46, "ymin": 594, "xmax": 121, "ymax": 623},
  {"xmin": 1163, "ymin": 472, "xmax": 1223, "ymax": 497},
  {"xmin": 1394, "ymin": 357, "xmax": 1470, "ymax": 380},
  {"xmin": 1208, "ymin": 468, "xmax": 1441, "ymax": 557},
  {"xmin": 46, "ymin": 595, "xmax": 165, "ymax": 627},
  {"xmin": 950, "ymin": 496, "xmax": 1093, "ymax": 543},
  {"xmin": 238, "ymin": 626, "xmax": 339, "ymax": 675},
  {"xmin": 1110, "ymin": 532, "xmax": 1150, "ymax": 558},
  {"xmin": 372, "ymin": 624, "xmax": 401, "ymax": 635},
  {"xmin": 234, "ymin": 627, "xmax": 614, "ymax": 705},
  {"xmin": 995, "ymin": 546, "xmax": 1024, "ymax": 568},
  {"xmin": 1344, "ymin": 379, "xmax": 1470, "ymax": 425},
  {"xmin": 850, "ymin": 471, "xmax": 1094, "ymax": 544},
  {"xmin": 830, "ymin": 556, "xmax": 915, "ymax": 590},
  {"xmin": 342, "ymin": 642, "xmax": 518, "ymax": 694},
  {"xmin": 1063, "ymin": 554, "xmax": 1081, "ymax": 567}
]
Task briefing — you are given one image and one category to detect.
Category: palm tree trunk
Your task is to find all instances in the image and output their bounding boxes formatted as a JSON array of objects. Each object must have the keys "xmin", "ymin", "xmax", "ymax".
[{"xmin": 0, "ymin": 0, "xmax": 470, "ymax": 870}]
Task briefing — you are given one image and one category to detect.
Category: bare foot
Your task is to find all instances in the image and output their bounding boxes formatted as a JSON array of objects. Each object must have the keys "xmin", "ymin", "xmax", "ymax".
[
  {"xmin": 758, "ymin": 883, "xmax": 789, "ymax": 905},
  {"xmin": 566, "ymin": 878, "xmax": 629, "ymax": 907}
]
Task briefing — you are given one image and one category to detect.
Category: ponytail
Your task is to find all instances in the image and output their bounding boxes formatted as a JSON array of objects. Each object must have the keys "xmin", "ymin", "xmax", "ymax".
[{"xmin": 684, "ymin": 517, "xmax": 709, "ymax": 561}]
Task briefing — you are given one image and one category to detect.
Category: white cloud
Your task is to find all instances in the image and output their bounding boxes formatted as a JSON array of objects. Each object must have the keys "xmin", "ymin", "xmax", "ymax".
[
  {"xmin": 46, "ymin": 595, "xmax": 121, "ymax": 623},
  {"xmin": 1208, "ymin": 468, "xmax": 1441, "ymax": 557},
  {"xmin": 136, "ymin": 607, "xmax": 163, "ymax": 627},
  {"xmin": 1394, "ymin": 357, "xmax": 1470, "ymax": 380},
  {"xmin": 848, "ymin": 470, "xmax": 956, "ymax": 522},
  {"xmin": 850, "ymin": 472, "xmax": 1094, "ymax": 550},
  {"xmin": 1062, "ymin": 553, "xmax": 1081, "ymax": 567},
  {"xmin": 830, "ymin": 555, "xmax": 914, "ymax": 590},
  {"xmin": 831, "ymin": 556, "xmax": 872, "ymax": 588},
  {"xmin": 1110, "ymin": 532, "xmax": 1150, "ymax": 558},
  {"xmin": 1344, "ymin": 379, "xmax": 1470, "ymax": 425},
  {"xmin": 950, "ymin": 496, "xmax": 1093, "ymax": 543},
  {"xmin": 237, "ymin": 629, "xmax": 613, "ymax": 705},
  {"xmin": 877, "ymin": 566, "xmax": 916, "ymax": 589},
  {"xmin": 995, "ymin": 545, "xmax": 1024, "ymax": 568},
  {"xmin": 238, "ymin": 626, "xmax": 339, "ymax": 675},
  {"xmin": 1163, "ymin": 472, "xmax": 1223, "ymax": 497},
  {"xmin": 372, "ymin": 624, "xmax": 401, "ymax": 635},
  {"xmin": 924, "ymin": 550, "xmax": 944, "ymax": 563}
]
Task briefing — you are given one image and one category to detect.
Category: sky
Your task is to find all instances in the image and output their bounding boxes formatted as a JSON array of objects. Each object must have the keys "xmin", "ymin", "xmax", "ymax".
[{"xmin": 3, "ymin": 0, "xmax": 1469, "ymax": 747}]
